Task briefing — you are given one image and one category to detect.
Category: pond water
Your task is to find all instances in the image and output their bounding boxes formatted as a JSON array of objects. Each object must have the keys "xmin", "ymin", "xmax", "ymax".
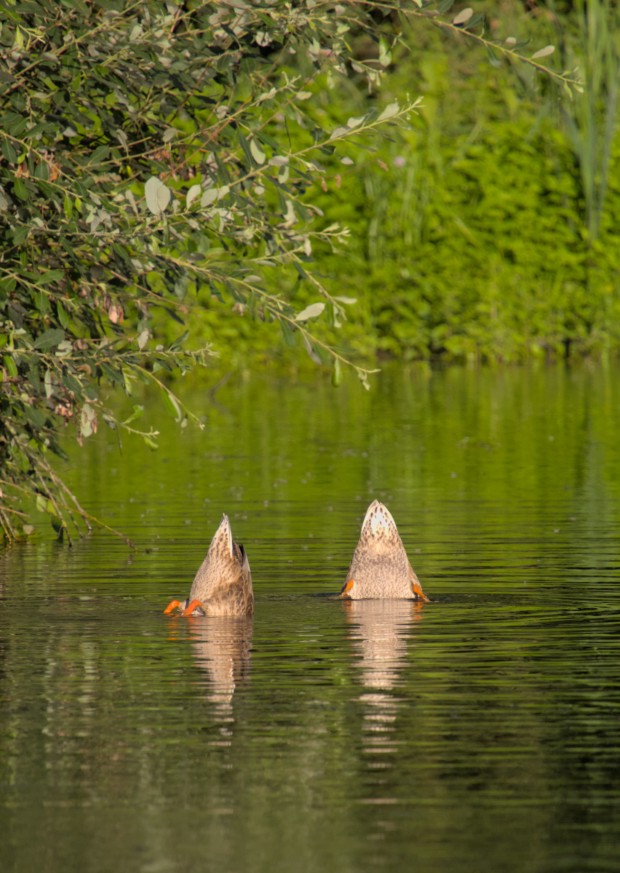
[{"xmin": 2, "ymin": 363, "xmax": 620, "ymax": 873}]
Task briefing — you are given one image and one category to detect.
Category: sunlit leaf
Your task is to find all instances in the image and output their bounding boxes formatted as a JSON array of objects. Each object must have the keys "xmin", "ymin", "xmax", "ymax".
[
  {"xmin": 531, "ymin": 45, "xmax": 555, "ymax": 60},
  {"xmin": 377, "ymin": 102, "xmax": 400, "ymax": 122},
  {"xmin": 249, "ymin": 138, "xmax": 266, "ymax": 165},
  {"xmin": 186, "ymin": 184, "xmax": 201, "ymax": 208},
  {"xmin": 201, "ymin": 185, "xmax": 229, "ymax": 207},
  {"xmin": 80, "ymin": 403, "xmax": 97, "ymax": 438},
  {"xmin": 453, "ymin": 7, "xmax": 474, "ymax": 25},
  {"xmin": 329, "ymin": 126, "xmax": 350, "ymax": 140},
  {"xmin": 378, "ymin": 41, "xmax": 392, "ymax": 68},
  {"xmin": 137, "ymin": 329, "xmax": 150, "ymax": 350},
  {"xmin": 145, "ymin": 176, "xmax": 171, "ymax": 215},
  {"xmin": 346, "ymin": 115, "xmax": 366, "ymax": 129},
  {"xmin": 44, "ymin": 369, "xmax": 54, "ymax": 398},
  {"xmin": 295, "ymin": 302, "xmax": 325, "ymax": 322}
]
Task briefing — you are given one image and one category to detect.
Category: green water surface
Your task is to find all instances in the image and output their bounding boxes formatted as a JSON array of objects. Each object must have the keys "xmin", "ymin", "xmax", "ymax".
[{"xmin": 2, "ymin": 364, "xmax": 620, "ymax": 873}]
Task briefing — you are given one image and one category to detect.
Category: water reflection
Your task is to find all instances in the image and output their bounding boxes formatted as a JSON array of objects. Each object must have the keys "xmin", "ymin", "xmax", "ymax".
[
  {"xmin": 186, "ymin": 616, "xmax": 253, "ymax": 717},
  {"xmin": 5, "ymin": 364, "xmax": 620, "ymax": 873},
  {"xmin": 344, "ymin": 600, "xmax": 423, "ymax": 755}
]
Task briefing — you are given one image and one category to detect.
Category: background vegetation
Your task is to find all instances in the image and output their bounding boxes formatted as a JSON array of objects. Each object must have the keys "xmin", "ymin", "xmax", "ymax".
[{"xmin": 216, "ymin": 0, "xmax": 620, "ymax": 366}]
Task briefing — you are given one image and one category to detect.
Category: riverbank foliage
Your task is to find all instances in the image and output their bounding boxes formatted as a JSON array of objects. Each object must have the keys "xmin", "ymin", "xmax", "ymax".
[
  {"xmin": 0, "ymin": 0, "xmax": 584, "ymax": 541},
  {"xmin": 316, "ymin": 0, "xmax": 620, "ymax": 364}
]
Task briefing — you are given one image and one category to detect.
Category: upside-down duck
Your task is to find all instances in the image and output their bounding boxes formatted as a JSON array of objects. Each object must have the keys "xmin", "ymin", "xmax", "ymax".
[
  {"xmin": 164, "ymin": 514, "xmax": 254, "ymax": 617},
  {"xmin": 339, "ymin": 500, "xmax": 429, "ymax": 602}
]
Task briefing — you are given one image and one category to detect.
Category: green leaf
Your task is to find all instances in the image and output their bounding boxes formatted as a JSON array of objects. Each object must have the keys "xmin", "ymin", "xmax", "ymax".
[
  {"xmin": 164, "ymin": 390, "xmax": 183, "ymax": 423},
  {"xmin": 88, "ymin": 145, "xmax": 110, "ymax": 165},
  {"xmin": 280, "ymin": 320, "xmax": 297, "ymax": 348},
  {"xmin": 34, "ymin": 161, "xmax": 49, "ymax": 181},
  {"xmin": 3, "ymin": 354, "xmax": 18, "ymax": 378},
  {"xmin": 13, "ymin": 178, "xmax": 30, "ymax": 201},
  {"xmin": 12, "ymin": 226, "xmax": 28, "ymax": 245},
  {"xmin": 51, "ymin": 516, "xmax": 66, "ymax": 539},
  {"xmin": 57, "ymin": 301, "xmax": 70, "ymax": 329},
  {"xmin": 169, "ymin": 329, "xmax": 189, "ymax": 351},
  {"xmin": 38, "ymin": 270, "xmax": 65, "ymax": 285},
  {"xmin": 34, "ymin": 328, "xmax": 65, "ymax": 350},
  {"xmin": 122, "ymin": 405, "xmax": 144, "ymax": 426},
  {"xmin": 2, "ymin": 140, "xmax": 17, "ymax": 163}
]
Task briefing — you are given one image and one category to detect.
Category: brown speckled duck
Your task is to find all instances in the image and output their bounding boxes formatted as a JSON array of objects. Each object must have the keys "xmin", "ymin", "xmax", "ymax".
[
  {"xmin": 339, "ymin": 500, "xmax": 429, "ymax": 601},
  {"xmin": 164, "ymin": 514, "xmax": 254, "ymax": 617}
]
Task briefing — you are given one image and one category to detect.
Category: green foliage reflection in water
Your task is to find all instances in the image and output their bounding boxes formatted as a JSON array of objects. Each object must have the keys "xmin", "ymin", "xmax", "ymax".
[
  {"xmin": 2, "ymin": 364, "xmax": 620, "ymax": 873},
  {"xmin": 55, "ymin": 363, "xmax": 620, "ymax": 565}
]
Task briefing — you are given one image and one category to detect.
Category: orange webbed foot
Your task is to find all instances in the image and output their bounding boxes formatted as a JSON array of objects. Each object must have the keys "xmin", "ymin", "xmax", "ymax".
[
  {"xmin": 412, "ymin": 578, "xmax": 430, "ymax": 603},
  {"xmin": 163, "ymin": 599, "xmax": 183, "ymax": 615},
  {"xmin": 338, "ymin": 578, "xmax": 355, "ymax": 599},
  {"xmin": 183, "ymin": 598, "xmax": 204, "ymax": 616}
]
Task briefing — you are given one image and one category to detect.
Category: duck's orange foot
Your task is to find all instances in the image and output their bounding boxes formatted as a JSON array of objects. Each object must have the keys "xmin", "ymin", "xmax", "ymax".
[
  {"xmin": 412, "ymin": 579, "xmax": 430, "ymax": 603},
  {"xmin": 163, "ymin": 599, "xmax": 183, "ymax": 615},
  {"xmin": 338, "ymin": 578, "xmax": 355, "ymax": 599},
  {"xmin": 183, "ymin": 598, "xmax": 205, "ymax": 616}
]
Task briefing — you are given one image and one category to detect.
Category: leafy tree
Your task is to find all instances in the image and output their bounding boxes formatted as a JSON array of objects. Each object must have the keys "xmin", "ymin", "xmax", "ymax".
[{"xmin": 0, "ymin": 1, "xmax": 572, "ymax": 543}]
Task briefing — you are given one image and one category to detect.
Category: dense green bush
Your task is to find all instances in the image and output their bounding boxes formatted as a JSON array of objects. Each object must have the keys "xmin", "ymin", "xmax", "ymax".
[{"xmin": 299, "ymin": 17, "xmax": 620, "ymax": 364}]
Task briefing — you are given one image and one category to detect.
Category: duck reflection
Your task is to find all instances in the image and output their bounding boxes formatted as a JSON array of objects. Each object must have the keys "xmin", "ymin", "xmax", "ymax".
[
  {"xmin": 186, "ymin": 615, "xmax": 253, "ymax": 717},
  {"xmin": 344, "ymin": 600, "xmax": 423, "ymax": 750}
]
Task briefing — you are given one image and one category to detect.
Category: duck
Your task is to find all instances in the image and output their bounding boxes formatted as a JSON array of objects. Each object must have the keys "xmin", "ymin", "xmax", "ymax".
[
  {"xmin": 339, "ymin": 500, "xmax": 429, "ymax": 601},
  {"xmin": 164, "ymin": 514, "xmax": 254, "ymax": 617}
]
